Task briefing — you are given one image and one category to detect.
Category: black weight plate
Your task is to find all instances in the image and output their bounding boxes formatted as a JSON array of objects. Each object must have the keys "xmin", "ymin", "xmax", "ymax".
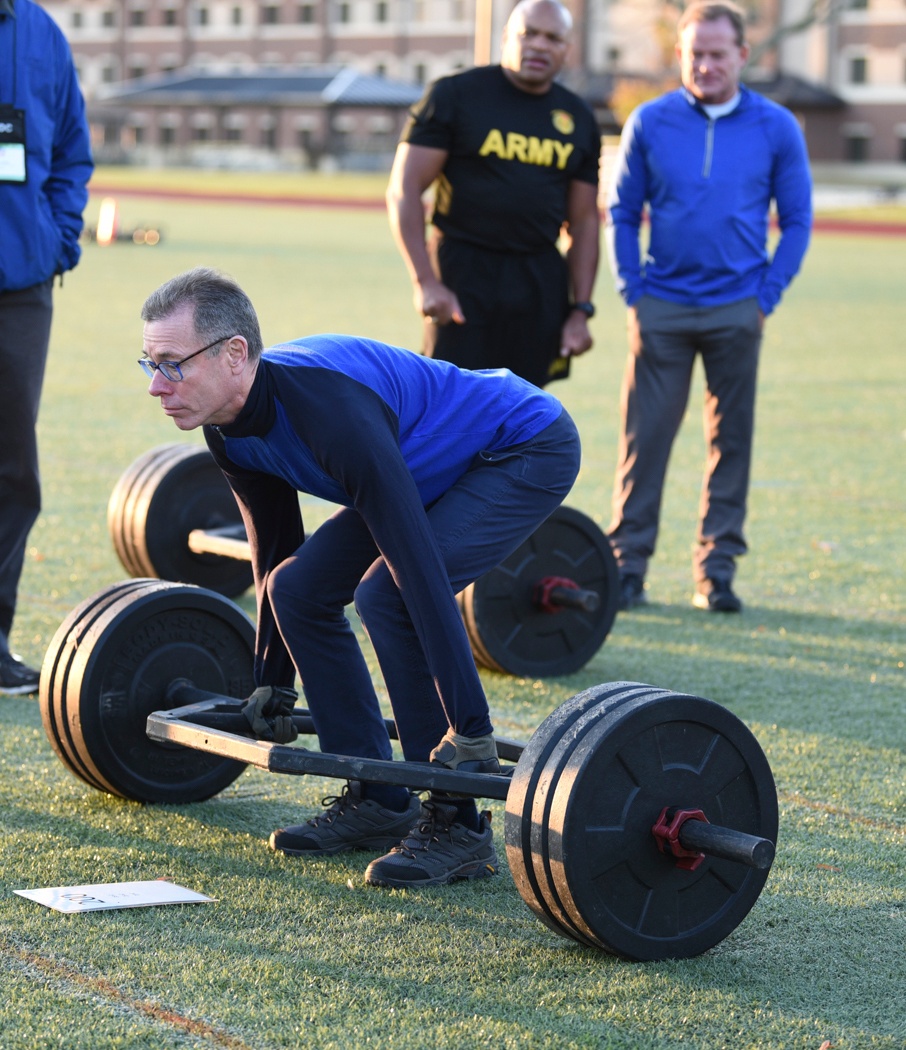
[
  {"xmin": 40, "ymin": 580, "xmax": 152, "ymax": 793},
  {"xmin": 547, "ymin": 691, "xmax": 778, "ymax": 960},
  {"xmin": 524, "ymin": 685, "xmax": 673, "ymax": 948},
  {"xmin": 107, "ymin": 446, "xmax": 179, "ymax": 580},
  {"xmin": 118, "ymin": 446, "xmax": 193, "ymax": 582},
  {"xmin": 504, "ymin": 682, "xmax": 669, "ymax": 947},
  {"xmin": 62, "ymin": 580, "xmax": 255, "ymax": 803},
  {"xmin": 459, "ymin": 506, "xmax": 619, "ymax": 677},
  {"xmin": 110, "ymin": 444, "xmax": 253, "ymax": 597}
]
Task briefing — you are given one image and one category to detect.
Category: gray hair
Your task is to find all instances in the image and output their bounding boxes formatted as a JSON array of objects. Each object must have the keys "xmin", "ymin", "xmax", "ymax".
[{"xmin": 141, "ymin": 267, "xmax": 264, "ymax": 361}]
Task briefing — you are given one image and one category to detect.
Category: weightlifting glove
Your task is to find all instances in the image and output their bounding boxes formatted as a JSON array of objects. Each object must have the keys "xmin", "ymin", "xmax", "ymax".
[{"xmin": 242, "ymin": 685, "xmax": 299, "ymax": 744}]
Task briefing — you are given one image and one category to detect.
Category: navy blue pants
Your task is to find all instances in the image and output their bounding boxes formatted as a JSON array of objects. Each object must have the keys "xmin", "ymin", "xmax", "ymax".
[
  {"xmin": 0, "ymin": 279, "xmax": 53, "ymax": 651},
  {"xmin": 265, "ymin": 410, "xmax": 580, "ymax": 767}
]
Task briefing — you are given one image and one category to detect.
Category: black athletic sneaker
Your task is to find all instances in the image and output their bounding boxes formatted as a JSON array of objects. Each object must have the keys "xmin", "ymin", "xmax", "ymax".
[
  {"xmin": 269, "ymin": 780, "xmax": 421, "ymax": 857},
  {"xmin": 364, "ymin": 800, "xmax": 498, "ymax": 887},
  {"xmin": 693, "ymin": 578, "xmax": 742, "ymax": 613},
  {"xmin": 0, "ymin": 652, "xmax": 40, "ymax": 696},
  {"xmin": 618, "ymin": 573, "xmax": 648, "ymax": 610}
]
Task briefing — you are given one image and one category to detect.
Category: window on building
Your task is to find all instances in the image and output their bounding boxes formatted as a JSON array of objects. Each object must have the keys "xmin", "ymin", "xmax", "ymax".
[
  {"xmin": 338, "ymin": 3, "xmax": 351, "ymax": 23},
  {"xmin": 848, "ymin": 0, "xmax": 868, "ymax": 9},
  {"xmin": 845, "ymin": 135, "xmax": 869, "ymax": 162},
  {"xmin": 375, "ymin": 63, "xmax": 386, "ymax": 76},
  {"xmin": 133, "ymin": 126, "xmax": 146, "ymax": 145},
  {"xmin": 849, "ymin": 56, "xmax": 867, "ymax": 84},
  {"xmin": 262, "ymin": 126, "xmax": 277, "ymax": 149},
  {"xmin": 128, "ymin": 64, "xmax": 147, "ymax": 79},
  {"xmin": 376, "ymin": 1, "xmax": 388, "ymax": 21},
  {"xmin": 160, "ymin": 126, "xmax": 177, "ymax": 145},
  {"xmin": 226, "ymin": 126, "xmax": 244, "ymax": 142},
  {"xmin": 197, "ymin": 6, "xmax": 209, "ymax": 25},
  {"xmin": 232, "ymin": 6, "xmax": 243, "ymax": 24},
  {"xmin": 298, "ymin": 3, "xmax": 315, "ymax": 22},
  {"xmin": 71, "ymin": 11, "xmax": 83, "ymax": 28},
  {"xmin": 414, "ymin": 63, "xmax": 426, "ymax": 85},
  {"xmin": 193, "ymin": 126, "xmax": 211, "ymax": 142},
  {"xmin": 101, "ymin": 64, "xmax": 117, "ymax": 82},
  {"xmin": 263, "ymin": 4, "xmax": 281, "ymax": 22},
  {"xmin": 163, "ymin": 7, "xmax": 178, "ymax": 25},
  {"xmin": 102, "ymin": 9, "xmax": 116, "ymax": 27},
  {"xmin": 129, "ymin": 9, "xmax": 146, "ymax": 27},
  {"xmin": 900, "ymin": 137, "xmax": 906, "ymax": 163}
]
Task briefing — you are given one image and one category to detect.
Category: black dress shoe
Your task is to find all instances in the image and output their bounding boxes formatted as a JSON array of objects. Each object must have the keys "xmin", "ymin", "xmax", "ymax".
[
  {"xmin": 618, "ymin": 573, "xmax": 648, "ymax": 610},
  {"xmin": 693, "ymin": 578, "xmax": 742, "ymax": 613}
]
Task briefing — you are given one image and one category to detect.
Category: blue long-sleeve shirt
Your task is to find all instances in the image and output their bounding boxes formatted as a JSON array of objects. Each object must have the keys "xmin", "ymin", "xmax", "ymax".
[
  {"xmin": 606, "ymin": 87, "xmax": 812, "ymax": 315},
  {"xmin": 204, "ymin": 335, "xmax": 564, "ymax": 707},
  {"xmin": 0, "ymin": 0, "xmax": 93, "ymax": 292}
]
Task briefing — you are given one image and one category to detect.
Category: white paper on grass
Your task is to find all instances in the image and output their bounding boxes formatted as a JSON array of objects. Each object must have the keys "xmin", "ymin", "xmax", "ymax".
[{"xmin": 14, "ymin": 879, "xmax": 216, "ymax": 913}]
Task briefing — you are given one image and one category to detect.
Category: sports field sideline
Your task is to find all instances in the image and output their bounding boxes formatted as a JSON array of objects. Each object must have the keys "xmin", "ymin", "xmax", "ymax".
[{"xmin": 87, "ymin": 168, "xmax": 906, "ymax": 236}]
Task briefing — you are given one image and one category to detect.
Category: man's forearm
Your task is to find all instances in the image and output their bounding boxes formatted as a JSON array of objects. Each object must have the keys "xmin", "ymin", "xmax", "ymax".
[
  {"xmin": 604, "ymin": 220, "xmax": 644, "ymax": 305},
  {"xmin": 566, "ymin": 213, "xmax": 601, "ymax": 304},
  {"xmin": 387, "ymin": 190, "xmax": 438, "ymax": 288}
]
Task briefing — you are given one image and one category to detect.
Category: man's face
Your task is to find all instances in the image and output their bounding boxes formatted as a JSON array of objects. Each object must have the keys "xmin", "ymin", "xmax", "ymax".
[
  {"xmin": 142, "ymin": 304, "xmax": 243, "ymax": 430},
  {"xmin": 677, "ymin": 16, "xmax": 749, "ymax": 105},
  {"xmin": 500, "ymin": 1, "xmax": 571, "ymax": 95}
]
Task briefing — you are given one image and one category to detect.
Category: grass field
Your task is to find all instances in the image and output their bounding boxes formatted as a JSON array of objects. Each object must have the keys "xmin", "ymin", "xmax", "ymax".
[{"xmin": 0, "ymin": 169, "xmax": 904, "ymax": 1049}]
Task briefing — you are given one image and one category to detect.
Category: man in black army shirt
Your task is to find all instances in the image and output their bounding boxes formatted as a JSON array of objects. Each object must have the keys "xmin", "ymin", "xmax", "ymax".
[{"xmin": 386, "ymin": 0, "xmax": 601, "ymax": 388}]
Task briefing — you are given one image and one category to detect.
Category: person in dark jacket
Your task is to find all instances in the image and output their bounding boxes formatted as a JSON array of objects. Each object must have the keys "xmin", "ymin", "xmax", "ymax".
[
  {"xmin": 605, "ymin": 0, "xmax": 811, "ymax": 613},
  {"xmin": 0, "ymin": 0, "xmax": 93, "ymax": 694},
  {"xmin": 139, "ymin": 266, "xmax": 581, "ymax": 888},
  {"xmin": 386, "ymin": 0, "xmax": 600, "ymax": 388}
]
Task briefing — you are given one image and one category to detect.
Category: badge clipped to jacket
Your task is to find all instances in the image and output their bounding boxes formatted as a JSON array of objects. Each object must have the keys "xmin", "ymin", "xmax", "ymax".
[{"xmin": 0, "ymin": 105, "xmax": 27, "ymax": 183}]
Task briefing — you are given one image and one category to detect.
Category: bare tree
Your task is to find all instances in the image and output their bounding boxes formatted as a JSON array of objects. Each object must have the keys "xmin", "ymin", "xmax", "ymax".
[{"xmin": 746, "ymin": 0, "xmax": 853, "ymax": 64}]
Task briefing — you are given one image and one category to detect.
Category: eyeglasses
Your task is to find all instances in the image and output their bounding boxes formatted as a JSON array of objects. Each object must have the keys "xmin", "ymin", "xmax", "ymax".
[{"xmin": 138, "ymin": 334, "xmax": 232, "ymax": 382}]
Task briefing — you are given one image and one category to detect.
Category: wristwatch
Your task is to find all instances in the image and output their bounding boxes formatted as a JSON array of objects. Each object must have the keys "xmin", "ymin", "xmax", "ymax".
[{"xmin": 571, "ymin": 301, "xmax": 596, "ymax": 319}]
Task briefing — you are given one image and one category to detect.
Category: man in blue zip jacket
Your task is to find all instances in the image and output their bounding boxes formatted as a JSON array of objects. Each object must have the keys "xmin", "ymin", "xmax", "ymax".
[
  {"xmin": 139, "ymin": 267, "xmax": 581, "ymax": 888},
  {"xmin": 605, "ymin": 0, "xmax": 811, "ymax": 613},
  {"xmin": 0, "ymin": 0, "xmax": 93, "ymax": 694}
]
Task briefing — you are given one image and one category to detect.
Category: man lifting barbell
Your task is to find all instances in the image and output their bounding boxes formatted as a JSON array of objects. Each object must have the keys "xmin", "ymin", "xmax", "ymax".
[{"xmin": 138, "ymin": 267, "xmax": 581, "ymax": 888}]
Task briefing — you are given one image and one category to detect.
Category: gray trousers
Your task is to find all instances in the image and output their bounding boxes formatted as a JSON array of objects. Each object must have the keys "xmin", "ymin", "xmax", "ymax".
[
  {"xmin": 608, "ymin": 295, "xmax": 763, "ymax": 583},
  {"xmin": 0, "ymin": 279, "xmax": 54, "ymax": 650}
]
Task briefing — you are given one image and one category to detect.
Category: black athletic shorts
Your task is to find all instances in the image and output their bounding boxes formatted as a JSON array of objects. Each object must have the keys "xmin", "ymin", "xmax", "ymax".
[{"xmin": 424, "ymin": 235, "xmax": 571, "ymax": 388}]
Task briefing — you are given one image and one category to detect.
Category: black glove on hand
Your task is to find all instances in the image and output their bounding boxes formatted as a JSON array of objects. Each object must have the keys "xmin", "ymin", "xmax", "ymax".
[{"xmin": 242, "ymin": 685, "xmax": 299, "ymax": 744}]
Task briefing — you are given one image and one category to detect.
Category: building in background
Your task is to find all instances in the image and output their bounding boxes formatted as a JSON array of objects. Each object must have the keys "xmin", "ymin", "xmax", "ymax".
[
  {"xmin": 39, "ymin": 0, "xmax": 906, "ymax": 182},
  {"xmin": 775, "ymin": 0, "xmax": 906, "ymax": 178}
]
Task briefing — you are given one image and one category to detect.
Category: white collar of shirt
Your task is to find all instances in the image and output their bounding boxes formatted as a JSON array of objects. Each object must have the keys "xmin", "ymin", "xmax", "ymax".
[{"xmin": 701, "ymin": 94, "xmax": 742, "ymax": 120}]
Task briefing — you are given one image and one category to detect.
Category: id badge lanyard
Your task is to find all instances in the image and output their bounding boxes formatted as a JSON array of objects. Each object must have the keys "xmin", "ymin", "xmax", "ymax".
[
  {"xmin": 0, "ymin": 106, "xmax": 27, "ymax": 182},
  {"xmin": 0, "ymin": 10, "xmax": 27, "ymax": 184}
]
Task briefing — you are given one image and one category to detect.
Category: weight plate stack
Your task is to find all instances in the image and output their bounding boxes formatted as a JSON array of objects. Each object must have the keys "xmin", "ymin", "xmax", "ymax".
[
  {"xmin": 504, "ymin": 682, "xmax": 778, "ymax": 960},
  {"xmin": 107, "ymin": 443, "xmax": 253, "ymax": 597},
  {"xmin": 39, "ymin": 579, "xmax": 255, "ymax": 803},
  {"xmin": 459, "ymin": 506, "xmax": 619, "ymax": 677}
]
